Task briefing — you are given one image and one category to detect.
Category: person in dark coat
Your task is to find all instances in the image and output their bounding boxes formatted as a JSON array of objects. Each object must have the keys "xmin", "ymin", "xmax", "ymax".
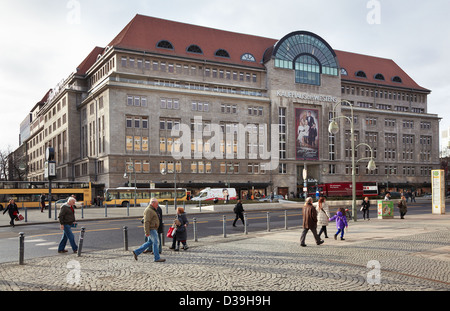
[
  {"xmin": 3, "ymin": 199, "xmax": 19, "ymax": 227},
  {"xmin": 300, "ymin": 197, "xmax": 324, "ymax": 247},
  {"xmin": 232, "ymin": 200, "xmax": 245, "ymax": 227},
  {"xmin": 361, "ymin": 197, "xmax": 371, "ymax": 220},
  {"xmin": 170, "ymin": 207, "xmax": 189, "ymax": 251}
]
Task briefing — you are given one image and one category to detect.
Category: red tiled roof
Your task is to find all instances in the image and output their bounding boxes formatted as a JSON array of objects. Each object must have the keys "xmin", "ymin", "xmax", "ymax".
[
  {"xmin": 76, "ymin": 46, "xmax": 105, "ymax": 75},
  {"xmin": 107, "ymin": 14, "xmax": 278, "ymax": 68},
  {"xmin": 335, "ymin": 50, "xmax": 429, "ymax": 92}
]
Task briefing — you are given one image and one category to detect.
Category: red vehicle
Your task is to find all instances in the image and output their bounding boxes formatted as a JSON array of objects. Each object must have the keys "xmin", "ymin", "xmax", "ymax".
[{"xmin": 308, "ymin": 182, "xmax": 378, "ymax": 197}]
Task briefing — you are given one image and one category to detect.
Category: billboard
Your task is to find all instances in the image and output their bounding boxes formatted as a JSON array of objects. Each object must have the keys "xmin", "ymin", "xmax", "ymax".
[{"xmin": 295, "ymin": 108, "xmax": 319, "ymax": 160}]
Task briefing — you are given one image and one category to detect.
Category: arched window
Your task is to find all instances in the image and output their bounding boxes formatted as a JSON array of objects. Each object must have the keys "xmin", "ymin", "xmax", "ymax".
[
  {"xmin": 374, "ymin": 73, "xmax": 385, "ymax": 80},
  {"xmin": 392, "ymin": 76, "xmax": 402, "ymax": 83},
  {"xmin": 340, "ymin": 68, "xmax": 348, "ymax": 76},
  {"xmin": 241, "ymin": 53, "xmax": 256, "ymax": 62},
  {"xmin": 215, "ymin": 49, "xmax": 230, "ymax": 58},
  {"xmin": 356, "ymin": 70, "xmax": 367, "ymax": 78},
  {"xmin": 272, "ymin": 31, "xmax": 339, "ymax": 86},
  {"xmin": 187, "ymin": 44, "xmax": 203, "ymax": 54},
  {"xmin": 156, "ymin": 40, "xmax": 174, "ymax": 50}
]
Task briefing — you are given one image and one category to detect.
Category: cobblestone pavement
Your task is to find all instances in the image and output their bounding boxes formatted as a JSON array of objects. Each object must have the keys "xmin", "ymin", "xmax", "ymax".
[{"xmin": 0, "ymin": 213, "xmax": 449, "ymax": 292}]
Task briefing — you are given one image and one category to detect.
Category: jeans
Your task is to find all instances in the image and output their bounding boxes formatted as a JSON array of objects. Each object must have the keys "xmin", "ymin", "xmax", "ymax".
[
  {"xmin": 336, "ymin": 228, "xmax": 345, "ymax": 238},
  {"xmin": 58, "ymin": 224, "xmax": 78, "ymax": 252},
  {"xmin": 134, "ymin": 230, "xmax": 160, "ymax": 261}
]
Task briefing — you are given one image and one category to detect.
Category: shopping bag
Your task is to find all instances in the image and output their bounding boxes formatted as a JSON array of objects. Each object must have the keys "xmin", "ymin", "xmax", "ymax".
[{"xmin": 167, "ymin": 226, "xmax": 176, "ymax": 238}]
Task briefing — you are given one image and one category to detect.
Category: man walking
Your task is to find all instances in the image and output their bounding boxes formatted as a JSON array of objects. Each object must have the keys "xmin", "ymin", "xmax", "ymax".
[
  {"xmin": 132, "ymin": 198, "xmax": 166, "ymax": 262},
  {"xmin": 57, "ymin": 197, "xmax": 78, "ymax": 253},
  {"xmin": 300, "ymin": 197, "xmax": 324, "ymax": 247}
]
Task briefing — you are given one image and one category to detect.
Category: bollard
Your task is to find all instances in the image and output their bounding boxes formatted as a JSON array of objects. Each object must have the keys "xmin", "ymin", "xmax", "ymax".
[
  {"xmin": 81, "ymin": 203, "xmax": 84, "ymax": 219},
  {"xmin": 193, "ymin": 218, "xmax": 198, "ymax": 242},
  {"xmin": 127, "ymin": 202, "xmax": 130, "ymax": 217},
  {"xmin": 183, "ymin": 201, "xmax": 186, "ymax": 209},
  {"xmin": 223, "ymin": 215, "xmax": 227, "ymax": 238},
  {"xmin": 24, "ymin": 203, "xmax": 28, "ymax": 223},
  {"xmin": 161, "ymin": 221, "xmax": 165, "ymax": 247},
  {"xmin": 19, "ymin": 232, "xmax": 25, "ymax": 265},
  {"xmin": 104, "ymin": 202, "xmax": 108, "ymax": 218},
  {"xmin": 165, "ymin": 201, "xmax": 169, "ymax": 214},
  {"xmin": 285, "ymin": 210, "xmax": 288, "ymax": 230},
  {"xmin": 123, "ymin": 226, "xmax": 128, "ymax": 251},
  {"xmin": 77, "ymin": 227, "xmax": 86, "ymax": 257},
  {"xmin": 267, "ymin": 212, "xmax": 270, "ymax": 232},
  {"xmin": 244, "ymin": 213, "xmax": 248, "ymax": 235}
]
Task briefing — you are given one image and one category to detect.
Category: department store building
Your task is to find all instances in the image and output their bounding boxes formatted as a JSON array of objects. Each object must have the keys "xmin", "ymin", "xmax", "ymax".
[{"xmin": 21, "ymin": 14, "xmax": 440, "ymax": 198}]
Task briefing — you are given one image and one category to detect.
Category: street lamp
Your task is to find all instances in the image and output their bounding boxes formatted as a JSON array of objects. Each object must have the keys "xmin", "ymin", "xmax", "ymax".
[
  {"xmin": 328, "ymin": 100, "xmax": 377, "ymax": 221},
  {"xmin": 161, "ymin": 165, "xmax": 177, "ymax": 209},
  {"xmin": 123, "ymin": 159, "xmax": 137, "ymax": 207}
]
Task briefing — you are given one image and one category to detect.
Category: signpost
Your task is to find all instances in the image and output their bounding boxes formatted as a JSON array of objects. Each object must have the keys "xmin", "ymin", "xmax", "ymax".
[{"xmin": 45, "ymin": 148, "xmax": 56, "ymax": 219}]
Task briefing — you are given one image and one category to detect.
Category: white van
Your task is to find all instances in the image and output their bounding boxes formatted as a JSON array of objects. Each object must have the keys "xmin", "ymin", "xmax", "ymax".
[{"xmin": 191, "ymin": 188, "xmax": 237, "ymax": 201}]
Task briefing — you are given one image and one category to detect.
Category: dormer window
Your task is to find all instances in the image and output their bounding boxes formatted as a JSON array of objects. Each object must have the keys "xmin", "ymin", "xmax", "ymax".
[
  {"xmin": 340, "ymin": 68, "xmax": 348, "ymax": 76},
  {"xmin": 356, "ymin": 70, "xmax": 367, "ymax": 78},
  {"xmin": 215, "ymin": 49, "xmax": 230, "ymax": 58},
  {"xmin": 392, "ymin": 76, "xmax": 402, "ymax": 83},
  {"xmin": 374, "ymin": 73, "xmax": 385, "ymax": 80},
  {"xmin": 187, "ymin": 44, "xmax": 203, "ymax": 54},
  {"xmin": 156, "ymin": 40, "xmax": 174, "ymax": 50},
  {"xmin": 241, "ymin": 53, "xmax": 256, "ymax": 62}
]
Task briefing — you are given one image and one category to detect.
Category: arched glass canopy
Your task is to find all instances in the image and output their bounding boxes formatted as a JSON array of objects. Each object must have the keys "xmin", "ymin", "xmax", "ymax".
[{"xmin": 273, "ymin": 31, "xmax": 339, "ymax": 85}]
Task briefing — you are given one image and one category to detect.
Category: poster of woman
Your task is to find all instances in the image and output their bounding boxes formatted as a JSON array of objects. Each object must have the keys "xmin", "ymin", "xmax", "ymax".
[{"xmin": 295, "ymin": 108, "xmax": 319, "ymax": 160}]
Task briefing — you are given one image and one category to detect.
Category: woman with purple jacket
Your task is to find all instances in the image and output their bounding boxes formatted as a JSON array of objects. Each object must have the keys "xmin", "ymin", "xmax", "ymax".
[{"xmin": 329, "ymin": 208, "xmax": 348, "ymax": 241}]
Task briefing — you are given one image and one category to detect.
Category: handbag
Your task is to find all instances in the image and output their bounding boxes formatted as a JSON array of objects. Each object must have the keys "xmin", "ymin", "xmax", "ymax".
[{"xmin": 167, "ymin": 226, "xmax": 177, "ymax": 238}]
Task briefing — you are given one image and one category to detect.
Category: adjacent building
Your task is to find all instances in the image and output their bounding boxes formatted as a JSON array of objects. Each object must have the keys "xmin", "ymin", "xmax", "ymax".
[{"xmin": 18, "ymin": 14, "xmax": 441, "ymax": 198}]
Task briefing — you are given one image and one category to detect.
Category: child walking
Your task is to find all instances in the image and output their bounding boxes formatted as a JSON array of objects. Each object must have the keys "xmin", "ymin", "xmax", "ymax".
[{"xmin": 329, "ymin": 208, "xmax": 348, "ymax": 240}]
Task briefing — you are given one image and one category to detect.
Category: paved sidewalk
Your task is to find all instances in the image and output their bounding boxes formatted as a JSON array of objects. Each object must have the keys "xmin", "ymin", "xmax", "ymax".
[{"xmin": 0, "ymin": 210, "xmax": 449, "ymax": 292}]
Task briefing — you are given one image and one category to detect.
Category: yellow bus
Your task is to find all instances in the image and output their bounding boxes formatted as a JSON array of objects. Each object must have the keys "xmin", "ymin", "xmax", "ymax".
[
  {"xmin": 0, "ymin": 181, "xmax": 92, "ymax": 209},
  {"xmin": 104, "ymin": 187, "xmax": 188, "ymax": 207}
]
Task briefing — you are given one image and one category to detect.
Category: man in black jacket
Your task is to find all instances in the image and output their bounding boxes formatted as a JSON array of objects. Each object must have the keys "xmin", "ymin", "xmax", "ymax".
[{"xmin": 232, "ymin": 200, "xmax": 245, "ymax": 227}]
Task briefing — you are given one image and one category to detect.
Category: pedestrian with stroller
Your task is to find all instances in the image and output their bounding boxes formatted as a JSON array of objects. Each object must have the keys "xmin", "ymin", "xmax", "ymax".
[{"xmin": 329, "ymin": 208, "xmax": 348, "ymax": 241}]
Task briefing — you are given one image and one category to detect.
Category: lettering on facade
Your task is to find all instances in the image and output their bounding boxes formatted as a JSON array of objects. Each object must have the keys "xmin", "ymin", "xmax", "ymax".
[{"xmin": 276, "ymin": 90, "xmax": 338, "ymax": 103}]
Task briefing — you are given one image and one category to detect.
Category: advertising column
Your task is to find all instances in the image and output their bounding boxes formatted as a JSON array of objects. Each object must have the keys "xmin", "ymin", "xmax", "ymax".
[{"xmin": 431, "ymin": 170, "xmax": 445, "ymax": 214}]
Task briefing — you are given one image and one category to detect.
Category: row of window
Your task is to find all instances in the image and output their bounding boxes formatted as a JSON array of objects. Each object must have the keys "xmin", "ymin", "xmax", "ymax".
[
  {"xmin": 325, "ymin": 164, "xmax": 434, "ymax": 176},
  {"xmin": 342, "ymin": 86, "xmax": 426, "ymax": 104},
  {"xmin": 120, "ymin": 56, "xmax": 259, "ymax": 83}
]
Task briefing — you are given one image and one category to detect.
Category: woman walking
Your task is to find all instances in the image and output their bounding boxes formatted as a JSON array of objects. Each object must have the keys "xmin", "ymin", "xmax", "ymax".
[
  {"xmin": 3, "ymin": 199, "xmax": 19, "ymax": 227},
  {"xmin": 313, "ymin": 196, "xmax": 329, "ymax": 239},
  {"xmin": 170, "ymin": 207, "xmax": 189, "ymax": 251},
  {"xmin": 361, "ymin": 197, "xmax": 371, "ymax": 220}
]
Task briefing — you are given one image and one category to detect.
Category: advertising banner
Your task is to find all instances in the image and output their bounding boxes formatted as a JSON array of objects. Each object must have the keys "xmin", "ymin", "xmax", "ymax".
[
  {"xmin": 431, "ymin": 170, "xmax": 445, "ymax": 214},
  {"xmin": 377, "ymin": 200, "xmax": 394, "ymax": 219},
  {"xmin": 295, "ymin": 108, "xmax": 319, "ymax": 160}
]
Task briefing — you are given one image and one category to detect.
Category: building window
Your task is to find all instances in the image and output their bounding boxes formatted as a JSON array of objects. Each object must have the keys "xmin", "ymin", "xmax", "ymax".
[
  {"xmin": 156, "ymin": 40, "xmax": 174, "ymax": 50},
  {"xmin": 187, "ymin": 44, "xmax": 203, "ymax": 54},
  {"xmin": 295, "ymin": 55, "xmax": 320, "ymax": 85},
  {"xmin": 356, "ymin": 70, "xmax": 367, "ymax": 78},
  {"xmin": 215, "ymin": 49, "xmax": 230, "ymax": 58},
  {"xmin": 241, "ymin": 53, "xmax": 255, "ymax": 62}
]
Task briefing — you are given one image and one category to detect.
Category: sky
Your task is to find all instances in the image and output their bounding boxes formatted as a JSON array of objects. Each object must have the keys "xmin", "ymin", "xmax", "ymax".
[{"xmin": 0, "ymin": 0, "xmax": 449, "ymax": 152}]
